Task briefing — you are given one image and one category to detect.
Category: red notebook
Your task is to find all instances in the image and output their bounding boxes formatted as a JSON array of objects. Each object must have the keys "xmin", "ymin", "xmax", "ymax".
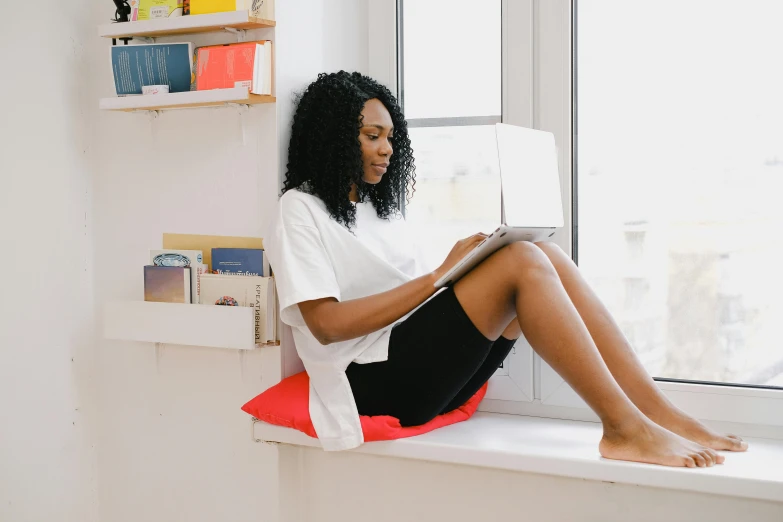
[{"xmin": 196, "ymin": 40, "xmax": 273, "ymax": 95}]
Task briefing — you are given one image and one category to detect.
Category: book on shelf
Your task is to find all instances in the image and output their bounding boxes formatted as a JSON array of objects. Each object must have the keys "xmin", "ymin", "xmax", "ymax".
[
  {"xmin": 111, "ymin": 42, "xmax": 195, "ymax": 96},
  {"xmin": 190, "ymin": 0, "xmax": 274, "ymax": 19},
  {"xmin": 273, "ymin": 280, "xmax": 282, "ymax": 342},
  {"xmin": 149, "ymin": 249, "xmax": 206, "ymax": 304},
  {"xmin": 196, "ymin": 41, "xmax": 273, "ymax": 96},
  {"xmin": 130, "ymin": 0, "xmax": 184, "ymax": 20},
  {"xmin": 162, "ymin": 233, "xmax": 265, "ymax": 273},
  {"xmin": 144, "ymin": 266, "xmax": 192, "ymax": 303},
  {"xmin": 200, "ymin": 274, "xmax": 277, "ymax": 343},
  {"xmin": 211, "ymin": 248, "xmax": 268, "ymax": 276}
]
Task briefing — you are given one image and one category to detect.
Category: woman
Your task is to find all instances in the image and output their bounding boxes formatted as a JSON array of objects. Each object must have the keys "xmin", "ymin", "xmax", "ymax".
[{"xmin": 264, "ymin": 71, "xmax": 748, "ymax": 465}]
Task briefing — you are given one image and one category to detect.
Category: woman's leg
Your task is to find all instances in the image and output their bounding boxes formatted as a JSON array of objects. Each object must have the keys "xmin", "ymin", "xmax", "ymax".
[
  {"xmin": 453, "ymin": 241, "xmax": 720, "ymax": 467},
  {"xmin": 533, "ymin": 241, "xmax": 747, "ymax": 453},
  {"xmin": 438, "ymin": 335, "xmax": 518, "ymax": 415}
]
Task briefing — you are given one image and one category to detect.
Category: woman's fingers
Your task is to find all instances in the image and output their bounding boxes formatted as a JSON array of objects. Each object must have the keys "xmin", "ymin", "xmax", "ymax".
[{"xmin": 468, "ymin": 234, "xmax": 487, "ymax": 249}]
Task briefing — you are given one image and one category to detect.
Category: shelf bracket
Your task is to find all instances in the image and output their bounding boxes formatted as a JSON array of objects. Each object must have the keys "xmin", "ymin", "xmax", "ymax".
[
  {"xmin": 223, "ymin": 27, "xmax": 247, "ymax": 42},
  {"xmin": 131, "ymin": 109, "xmax": 161, "ymax": 118}
]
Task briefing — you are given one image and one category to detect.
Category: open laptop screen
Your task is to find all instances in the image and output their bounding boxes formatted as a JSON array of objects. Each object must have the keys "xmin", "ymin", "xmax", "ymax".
[{"xmin": 496, "ymin": 123, "xmax": 565, "ymax": 228}]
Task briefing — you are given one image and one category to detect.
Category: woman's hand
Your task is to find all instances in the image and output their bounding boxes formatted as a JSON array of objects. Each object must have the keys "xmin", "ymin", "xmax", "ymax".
[{"xmin": 432, "ymin": 233, "xmax": 489, "ymax": 282}]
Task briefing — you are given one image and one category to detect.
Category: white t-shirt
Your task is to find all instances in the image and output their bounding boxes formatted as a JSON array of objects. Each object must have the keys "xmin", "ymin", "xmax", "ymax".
[{"xmin": 264, "ymin": 188, "xmax": 431, "ymax": 451}]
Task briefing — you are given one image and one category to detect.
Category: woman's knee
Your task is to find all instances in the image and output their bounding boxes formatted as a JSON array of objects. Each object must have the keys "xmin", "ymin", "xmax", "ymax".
[
  {"xmin": 534, "ymin": 240, "xmax": 568, "ymax": 263},
  {"xmin": 499, "ymin": 241, "xmax": 559, "ymax": 280}
]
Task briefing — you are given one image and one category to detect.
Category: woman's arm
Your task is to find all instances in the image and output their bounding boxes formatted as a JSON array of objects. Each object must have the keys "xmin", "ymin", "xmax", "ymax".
[
  {"xmin": 298, "ymin": 272, "xmax": 440, "ymax": 345},
  {"xmin": 298, "ymin": 232, "xmax": 488, "ymax": 345}
]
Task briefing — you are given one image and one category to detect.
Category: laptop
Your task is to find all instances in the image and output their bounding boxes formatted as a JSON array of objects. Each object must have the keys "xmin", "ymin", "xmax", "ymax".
[{"xmin": 433, "ymin": 123, "xmax": 564, "ymax": 288}]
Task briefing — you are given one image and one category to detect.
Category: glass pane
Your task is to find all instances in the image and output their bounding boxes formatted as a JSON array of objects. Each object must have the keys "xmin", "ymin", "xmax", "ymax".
[
  {"xmin": 576, "ymin": 0, "xmax": 783, "ymax": 387},
  {"xmin": 404, "ymin": 126, "xmax": 501, "ymax": 271},
  {"xmin": 402, "ymin": 0, "xmax": 501, "ymax": 119}
]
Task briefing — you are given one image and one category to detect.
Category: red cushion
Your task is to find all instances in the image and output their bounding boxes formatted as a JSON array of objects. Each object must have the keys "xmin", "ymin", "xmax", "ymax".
[{"xmin": 242, "ymin": 371, "xmax": 487, "ymax": 443}]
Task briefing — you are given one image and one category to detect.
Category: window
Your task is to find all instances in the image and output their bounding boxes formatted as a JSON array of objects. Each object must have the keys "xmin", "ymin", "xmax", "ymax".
[
  {"xmin": 371, "ymin": 0, "xmax": 783, "ymax": 428},
  {"xmin": 535, "ymin": 0, "xmax": 783, "ymax": 427},
  {"xmin": 576, "ymin": 0, "xmax": 783, "ymax": 389},
  {"xmin": 397, "ymin": 0, "xmax": 502, "ymax": 271}
]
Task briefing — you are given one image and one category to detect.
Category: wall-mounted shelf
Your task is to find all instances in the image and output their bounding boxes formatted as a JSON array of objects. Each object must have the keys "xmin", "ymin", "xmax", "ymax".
[
  {"xmin": 99, "ymin": 87, "xmax": 275, "ymax": 112},
  {"xmin": 98, "ymin": 10, "xmax": 275, "ymax": 39},
  {"xmin": 104, "ymin": 301, "xmax": 279, "ymax": 350}
]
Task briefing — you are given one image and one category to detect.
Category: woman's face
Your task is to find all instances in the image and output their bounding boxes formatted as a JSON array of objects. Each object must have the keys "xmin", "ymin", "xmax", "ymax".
[{"xmin": 357, "ymin": 98, "xmax": 394, "ymax": 185}]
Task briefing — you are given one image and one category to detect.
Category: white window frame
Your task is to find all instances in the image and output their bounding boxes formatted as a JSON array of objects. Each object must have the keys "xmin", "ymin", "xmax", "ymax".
[{"xmin": 369, "ymin": 0, "xmax": 783, "ymax": 438}]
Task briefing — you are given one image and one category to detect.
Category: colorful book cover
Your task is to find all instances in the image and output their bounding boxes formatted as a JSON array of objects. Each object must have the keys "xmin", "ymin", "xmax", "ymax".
[
  {"xmin": 149, "ymin": 249, "xmax": 204, "ymax": 304},
  {"xmin": 196, "ymin": 41, "xmax": 272, "ymax": 95},
  {"xmin": 211, "ymin": 248, "xmax": 265, "ymax": 276},
  {"xmin": 111, "ymin": 43, "xmax": 195, "ymax": 96},
  {"xmin": 131, "ymin": 0, "xmax": 183, "ymax": 20},
  {"xmin": 144, "ymin": 266, "xmax": 191, "ymax": 303},
  {"xmin": 190, "ymin": 0, "xmax": 274, "ymax": 19}
]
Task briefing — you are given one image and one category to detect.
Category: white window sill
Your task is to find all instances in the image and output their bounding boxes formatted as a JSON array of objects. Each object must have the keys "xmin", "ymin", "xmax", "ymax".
[{"xmin": 253, "ymin": 412, "xmax": 783, "ymax": 503}]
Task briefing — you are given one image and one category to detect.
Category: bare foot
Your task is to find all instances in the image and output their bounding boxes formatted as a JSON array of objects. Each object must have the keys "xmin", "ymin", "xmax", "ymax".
[
  {"xmin": 650, "ymin": 408, "xmax": 748, "ymax": 453},
  {"xmin": 599, "ymin": 418, "xmax": 724, "ymax": 467}
]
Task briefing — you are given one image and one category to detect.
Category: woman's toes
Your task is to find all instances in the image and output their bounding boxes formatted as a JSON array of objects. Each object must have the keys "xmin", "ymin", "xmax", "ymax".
[
  {"xmin": 699, "ymin": 450, "xmax": 711, "ymax": 467},
  {"xmin": 684, "ymin": 456, "xmax": 696, "ymax": 468},
  {"xmin": 700, "ymin": 450, "xmax": 715, "ymax": 467},
  {"xmin": 691, "ymin": 452, "xmax": 706, "ymax": 467},
  {"xmin": 727, "ymin": 436, "xmax": 749, "ymax": 451},
  {"xmin": 710, "ymin": 449, "xmax": 725, "ymax": 464}
]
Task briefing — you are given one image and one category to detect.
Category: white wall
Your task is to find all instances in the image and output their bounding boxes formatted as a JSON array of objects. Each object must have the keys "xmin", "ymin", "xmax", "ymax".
[
  {"xmin": 0, "ymin": 1, "xmax": 98, "ymax": 521},
  {"xmin": 282, "ymin": 447, "xmax": 783, "ymax": 522},
  {"xmin": 88, "ymin": 1, "xmax": 368, "ymax": 521}
]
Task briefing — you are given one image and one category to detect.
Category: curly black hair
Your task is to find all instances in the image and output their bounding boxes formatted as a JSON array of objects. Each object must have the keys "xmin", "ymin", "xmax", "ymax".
[{"xmin": 282, "ymin": 71, "xmax": 416, "ymax": 231}]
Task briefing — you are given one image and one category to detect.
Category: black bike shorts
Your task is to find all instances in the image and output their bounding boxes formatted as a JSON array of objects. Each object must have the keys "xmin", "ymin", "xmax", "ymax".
[{"xmin": 346, "ymin": 285, "xmax": 517, "ymax": 427}]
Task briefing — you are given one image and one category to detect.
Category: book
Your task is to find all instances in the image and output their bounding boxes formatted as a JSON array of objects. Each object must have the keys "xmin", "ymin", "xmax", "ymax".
[
  {"xmin": 149, "ymin": 249, "xmax": 205, "ymax": 304},
  {"xmin": 199, "ymin": 274, "xmax": 277, "ymax": 343},
  {"xmin": 211, "ymin": 248, "xmax": 266, "ymax": 276},
  {"xmin": 131, "ymin": 0, "xmax": 184, "ymax": 20},
  {"xmin": 254, "ymin": 276, "xmax": 276, "ymax": 343},
  {"xmin": 190, "ymin": 0, "xmax": 274, "ymax": 19},
  {"xmin": 162, "ymin": 233, "xmax": 264, "ymax": 272},
  {"xmin": 111, "ymin": 43, "xmax": 195, "ymax": 96},
  {"xmin": 144, "ymin": 266, "xmax": 191, "ymax": 303},
  {"xmin": 196, "ymin": 41, "xmax": 273, "ymax": 96}
]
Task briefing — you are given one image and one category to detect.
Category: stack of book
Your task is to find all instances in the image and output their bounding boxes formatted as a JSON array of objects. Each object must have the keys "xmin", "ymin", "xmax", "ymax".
[
  {"xmin": 143, "ymin": 246, "xmax": 277, "ymax": 344},
  {"xmin": 110, "ymin": 40, "xmax": 273, "ymax": 97},
  {"xmin": 127, "ymin": 0, "xmax": 274, "ymax": 20},
  {"xmin": 109, "ymin": 0, "xmax": 274, "ymax": 98}
]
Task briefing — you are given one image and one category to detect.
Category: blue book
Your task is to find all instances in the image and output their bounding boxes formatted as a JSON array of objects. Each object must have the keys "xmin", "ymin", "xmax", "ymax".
[
  {"xmin": 211, "ymin": 248, "xmax": 266, "ymax": 277},
  {"xmin": 111, "ymin": 43, "xmax": 194, "ymax": 96}
]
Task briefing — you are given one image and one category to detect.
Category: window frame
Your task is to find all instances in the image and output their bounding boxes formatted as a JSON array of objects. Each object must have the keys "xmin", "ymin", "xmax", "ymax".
[{"xmin": 369, "ymin": 0, "xmax": 783, "ymax": 437}]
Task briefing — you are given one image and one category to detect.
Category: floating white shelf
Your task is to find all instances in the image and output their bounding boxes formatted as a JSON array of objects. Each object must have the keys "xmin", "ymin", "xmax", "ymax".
[
  {"xmin": 99, "ymin": 87, "xmax": 275, "ymax": 112},
  {"xmin": 104, "ymin": 300, "xmax": 279, "ymax": 350},
  {"xmin": 98, "ymin": 10, "xmax": 275, "ymax": 39}
]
